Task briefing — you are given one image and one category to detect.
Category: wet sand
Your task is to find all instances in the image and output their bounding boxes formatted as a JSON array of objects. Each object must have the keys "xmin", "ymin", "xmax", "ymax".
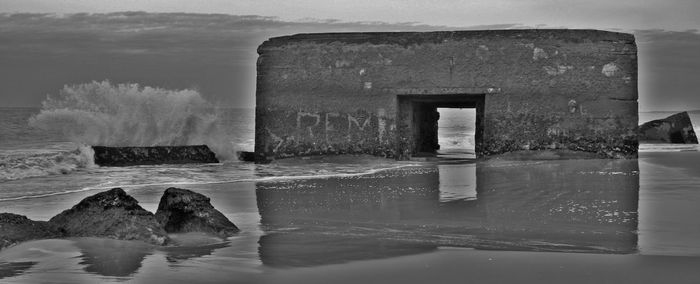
[
  {"xmin": 3, "ymin": 239, "xmax": 700, "ymax": 284},
  {"xmin": 2, "ymin": 152, "xmax": 700, "ymax": 283},
  {"xmin": 261, "ymin": 248, "xmax": 700, "ymax": 284}
]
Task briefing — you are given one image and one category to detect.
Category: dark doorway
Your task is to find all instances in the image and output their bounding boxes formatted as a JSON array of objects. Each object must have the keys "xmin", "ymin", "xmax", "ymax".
[{"xmin": 396, "ymin": 94, "xmax": 484, "ymax": 159}]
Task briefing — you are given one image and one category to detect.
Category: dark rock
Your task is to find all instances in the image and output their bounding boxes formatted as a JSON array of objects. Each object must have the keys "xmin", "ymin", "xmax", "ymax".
[
  {"xmin": 49, "ymin": 188, "xmax": 169, "ymax": 245},
  {"xmin": 639, "ymin": 111, "xmax": 698, "ymax": 144},
  {"xmin": 0, "ymin": 213, "xmax": 63, "ymax": 250},
  {"xmin": 155, "ymin": 188, "xmax": 239, "ymax": 238},
  {"xmin": 236, "ymin": 151, "xmax": 255, "ymax": 162},
  {"xmin": 92, "ymin": 145, "xmax": 219, "ymax": 167}
]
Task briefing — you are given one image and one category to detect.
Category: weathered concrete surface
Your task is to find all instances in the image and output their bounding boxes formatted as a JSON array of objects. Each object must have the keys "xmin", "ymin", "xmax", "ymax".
[
  {"xmin": 639, "ymin": 112, "xmax": 698, "ymax": 144},
  {"xmin": 0, "ymin": 213, "xmax": 63, "ymax": 249},
  {"xmin": 49, "ymin": 188, "xmax": 169, "ymax": 245},
  {"xmin": 92, "ymin": 145, "xmax": 219, "ymax": 166},
  {"xmin": 255, "ymin": 30, "xmax": 638, "ymax": 161},
  {"xmin": 155, "ymin": 188, "xmax": 239, "ymax": 238}
]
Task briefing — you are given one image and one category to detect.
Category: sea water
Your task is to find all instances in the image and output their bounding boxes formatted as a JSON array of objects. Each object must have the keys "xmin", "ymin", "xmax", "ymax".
[
  {"xmin": 1, "ymin": 106, "xmax": 700, "ymax": 228},
  {"xmin": 0, "ymin": 105, "xmax": 409, "ymax": 202},
  {"xmin": 2, "ymin": 101, "xmax": 700, "ymax": 282}
]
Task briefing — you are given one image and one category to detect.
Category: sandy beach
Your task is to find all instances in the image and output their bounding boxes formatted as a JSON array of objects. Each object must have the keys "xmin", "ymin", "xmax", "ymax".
[
  {"xmin": 1, "ymin": 151, "xmax": 699, "ymax": 283},
  {"xmin": 3, "ymin": 239, "xmax": 700, "ymax": 284}
]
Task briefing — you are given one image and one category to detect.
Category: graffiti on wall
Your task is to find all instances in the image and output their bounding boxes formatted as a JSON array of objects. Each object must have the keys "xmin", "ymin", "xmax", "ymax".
[{"xmin": 265, "ymin": 108, "xmax": 394, "ymax": 156}]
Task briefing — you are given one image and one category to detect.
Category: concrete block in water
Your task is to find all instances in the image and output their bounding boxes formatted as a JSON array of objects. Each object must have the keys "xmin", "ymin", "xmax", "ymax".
[
  {"xmin": 92, "ymin": 145, "xmax": 219, "ymax": 166},
  {"xmin": 639, "ymin": 111, "xmax": 698, "ymax": 144}
]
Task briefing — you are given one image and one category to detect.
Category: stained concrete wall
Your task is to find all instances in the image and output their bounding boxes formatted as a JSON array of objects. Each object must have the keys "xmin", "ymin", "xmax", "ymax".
[{"xmin": 255, "ymin": 30, "xmax": 638, "ymax": 161}]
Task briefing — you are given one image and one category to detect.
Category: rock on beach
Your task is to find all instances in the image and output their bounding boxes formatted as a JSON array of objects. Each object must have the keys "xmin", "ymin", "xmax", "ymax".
[
  {"xmin": 49, "ymin": 188, "xmax": 169, "ymax": 245},
  {"xmin": 0, "ymin": 213, "xmax": 64, "ymax": 249},
  {"xmin": 155, "ymin": 187, "xmax": 239, "ymax": 238},
  {"xmin": 639, "ymin": 111, "xmax": 698, "ymax": 144},
  {"xmin": 1, "ymin": 187, "xmax": 239, "ymax": 250}
]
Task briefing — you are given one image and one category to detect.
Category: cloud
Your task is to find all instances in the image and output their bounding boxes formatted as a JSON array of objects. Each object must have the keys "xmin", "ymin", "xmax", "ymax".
[
  {"xmin": 0, "ymin": 12, "xmax": 465, "ymax": 107},
  {"xmin": 0, "ymin": 12, "xmax": 533, "ymax": 54},
  {"xmin": 1, "ymin": 12, "xmax": 700, "ymax": 111},
  {"xmin": 0, "ymin": 12, "xmax": 464, "ymax": 56}
]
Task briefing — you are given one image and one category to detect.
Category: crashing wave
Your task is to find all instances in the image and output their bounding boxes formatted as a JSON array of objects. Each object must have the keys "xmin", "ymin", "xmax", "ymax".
[
  {"xmin": 0, "ymin": 145, "xmax": 95, "ymax": 181},
  {"xmin": 28, "ymin": 80, "xmax": 235, "ymax": 160}
]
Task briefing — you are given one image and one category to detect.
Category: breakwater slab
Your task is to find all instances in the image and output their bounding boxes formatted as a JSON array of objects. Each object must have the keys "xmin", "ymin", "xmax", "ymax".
[{"xmin": 92, "ymin": 145, "xmax": 219, "ymax": 166}]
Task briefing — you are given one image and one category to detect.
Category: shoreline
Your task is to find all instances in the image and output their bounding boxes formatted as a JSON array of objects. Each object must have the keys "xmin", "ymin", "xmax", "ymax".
[{"xmin": 2, "ymin": 152, "xmax": 700, "ymax": 282}]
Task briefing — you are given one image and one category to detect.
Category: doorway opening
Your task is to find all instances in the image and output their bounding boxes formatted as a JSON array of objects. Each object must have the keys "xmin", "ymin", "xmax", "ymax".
[
  {"xmin": 396, "ymin": 94, "xmax": 484, "ymax": 159},
  {"xmin": 437, "ymin": 108, "xmax": 476, "ymax": 159}
]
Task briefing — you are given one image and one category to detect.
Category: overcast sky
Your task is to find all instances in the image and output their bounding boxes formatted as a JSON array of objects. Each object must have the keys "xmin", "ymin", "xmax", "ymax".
[{"xmin": 1, "ymin": 0, "xmax": 699, "ymax": 111}]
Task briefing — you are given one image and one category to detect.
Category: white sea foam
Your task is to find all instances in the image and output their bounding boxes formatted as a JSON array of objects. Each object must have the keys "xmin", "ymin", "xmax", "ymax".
[
  {"xmin": 0, "ymin": 144, "xmax": 95, "ymax": 181},
  {"xmin": 28, "ymin": 80, "xmax": 236, "ymax": 160},
  {"xmin": 0, "ymin": 163, "xmax": 416, "ymax": 202},
  {"xmin": 0, "ymin": 185, "xmax": 98, "ymax": 202}
]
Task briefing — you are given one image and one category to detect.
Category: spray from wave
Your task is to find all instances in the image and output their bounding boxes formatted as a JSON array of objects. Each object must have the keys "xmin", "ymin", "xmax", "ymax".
[
  {"xmin": 0, "ymin": 145, "xmax": 95, "ymax": 181},
  {"xmin": 29, "ymin": 80, "xmax": 235, "ymax": 160}
]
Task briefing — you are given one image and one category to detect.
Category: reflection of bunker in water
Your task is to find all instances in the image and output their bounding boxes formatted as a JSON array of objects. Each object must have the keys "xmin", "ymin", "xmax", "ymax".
[
  {"xmin": 254, "ymin": 30, "xmax": 638, "ymax": 162},
  {"xmin": 438, "ymin": 163, "xmax": 477, "ymax": 202},
  {"xmin": 255, "ymin": 159, "xmax": 639, "ymax": 266}
]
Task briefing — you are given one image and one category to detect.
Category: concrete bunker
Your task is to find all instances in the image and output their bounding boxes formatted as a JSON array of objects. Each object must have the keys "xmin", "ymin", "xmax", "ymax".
[{"xmin": 254, "ymin": 30, "xmax": 638, "ymax": 162}]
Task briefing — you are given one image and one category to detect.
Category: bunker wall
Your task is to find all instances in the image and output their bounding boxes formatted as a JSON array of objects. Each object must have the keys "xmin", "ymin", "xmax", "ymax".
[{"xmin": 255, "ymin": 30, "xmax": 638, "ymax": 161}]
